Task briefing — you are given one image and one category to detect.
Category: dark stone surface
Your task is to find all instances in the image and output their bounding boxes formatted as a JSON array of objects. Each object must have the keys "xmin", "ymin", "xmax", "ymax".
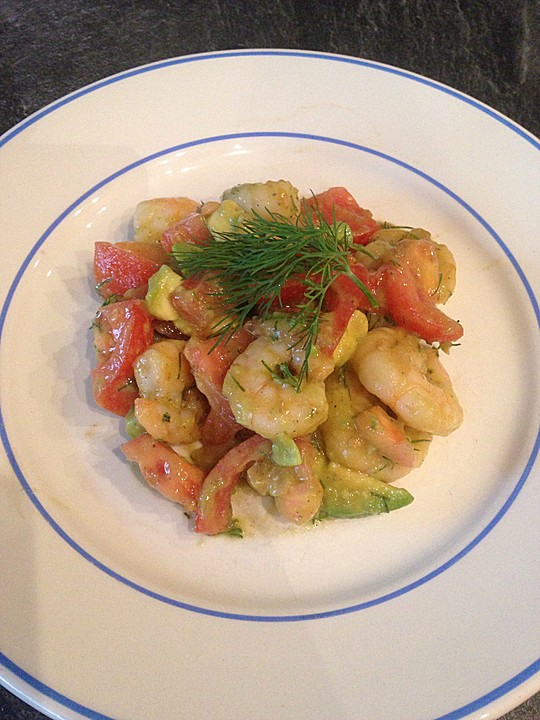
[
  {"xmin": 0, "ymin": 0, "xmax": 538, "ymax": 718},
  {"xmin": 1, "ymin": 0, "xmax": 539, "ymax": 138}
]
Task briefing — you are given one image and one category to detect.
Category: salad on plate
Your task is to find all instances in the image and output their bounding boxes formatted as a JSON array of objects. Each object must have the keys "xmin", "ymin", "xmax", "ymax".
[{"xmin": 90, "ymin": 179, "xmax": 463, "ymax": 536}]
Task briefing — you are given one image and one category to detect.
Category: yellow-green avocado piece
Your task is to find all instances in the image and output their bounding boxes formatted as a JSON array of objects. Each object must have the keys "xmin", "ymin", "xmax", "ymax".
[
  {"xmin": 321, "ymin": 463, "xmax": 414, "ymax": 518},
  {"xmin": 145, "ymin": 265, "xmax": 182, "ymax": 321},
  {"xmin": 271, "ymin": 434, "xmax": 302, "ymax": 467},
  {"xmin": 124, "ymin": 405, "xmax": 145, "ymax": 437}
]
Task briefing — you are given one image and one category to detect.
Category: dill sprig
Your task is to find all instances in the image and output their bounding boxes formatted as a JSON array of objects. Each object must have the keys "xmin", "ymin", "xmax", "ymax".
[{"xmin": 172, "ymin": 202, "xmax": 378, "ymax": 387}]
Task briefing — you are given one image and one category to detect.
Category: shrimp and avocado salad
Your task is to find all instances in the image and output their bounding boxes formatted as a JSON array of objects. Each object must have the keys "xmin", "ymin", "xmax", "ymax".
[{"xmin": 90, "ymin": 180, "xmax": 463, "ymax": 536}]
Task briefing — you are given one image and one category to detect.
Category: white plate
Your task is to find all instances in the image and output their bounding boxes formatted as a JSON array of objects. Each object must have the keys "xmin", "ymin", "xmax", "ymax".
[{"xmin": 1, "ymin": 49, "xmax": 539, "ymax": 720}]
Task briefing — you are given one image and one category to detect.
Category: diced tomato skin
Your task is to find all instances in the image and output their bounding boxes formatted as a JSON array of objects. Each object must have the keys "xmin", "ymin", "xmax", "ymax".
[
  {"xmin": 308, "ymin": 186, "xmax": 363, "ymax": 214},
  {"xmin": 184, "ymin": 327, "xmax": 253, "ymax": 443},
  {"xmin": 161, "ymin": 212, "xmax": 210, "ymax": 253},
  {"xmin": 305, "ymin": 187, "xmax": 379, "ymax": 244},
  {"xmin": 161, "ymin": 212, "xmax": 212, "ymax": 253},
  {"xmin": 195, "ymin": 435, "xmax": 272, "ymax": 535},
  {"xmin": 181, "ymin": 212, "xmax": 212, "ymax": 243},
  {"xmin": 382, "ymin": 263, "xmax": 463, "ymax": 343},
  {"xmin": 200, "ymin": 408, "xmax": 243, "ymax": 445},
  {"xmin": 94, "ymin": 241, "xmax": 164, "ymax": 299},
  {"xmin": 334, "ymin": 206, "xmax": 379, "ymax": 244},
  {"xmin": 319, "ymin": 302, "xmax": 357, "ymax": 357},
  {"xmin": 185, "ymin": 327, "xmax": 253, "ymax": 391},
  {"xmin": 116, "ymin": 240, "xmax": 168, "ymax": 264},
  {"xmin": 160, "ymin": 223, "xmax": 190, "ymax": 254},
  {"xmin": 268, "ymin": 275, "xmax": 309, "ymax": 310},
  {"xmin": 121, "ymin": 434, "xmax": 205, "ymax": 514},
  {"xmin": 91, "ymin": 299, "xmax": 154, "ymax": 416},
  {"xmin": 170, "ymin": 276, "xmax": 225, "ymax": 338},
  {"xmin": 324, "ymin": 263, "xmax": 385, "ymax": 326}
]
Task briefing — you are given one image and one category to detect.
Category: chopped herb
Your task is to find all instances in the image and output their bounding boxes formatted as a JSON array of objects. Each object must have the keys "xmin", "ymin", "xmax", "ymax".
[
  {"xmin": 261, "ymin": 359, "xmax": 298, "ymax": 389},
  {"xmin": 117, "ymin": 377, "xmax": 135, "ymax": 392},
  {"xmin": 371, "ymin": 492, "xmax": 391, "ymax": 513},
  {"xmin": 101, "ymin": 294, "xmax": 123, "ymax": 306},
  {"xmin": 95, "ymin": 278, "xmax": 112, "ymax": 296},
  {"xmin": 221, "ymin": 518, "xmax": 244, "ymax": 538},
  {"xmin": 431, "ymin": 272, "xmax": 443, "ymax": 298},
  {"xmin": 230, "ymin": 375, "xmax": 246, "ymax": 392},
  {"xmin": 381, "ymin": 222, "xmax": 414, "ymax": 230}
]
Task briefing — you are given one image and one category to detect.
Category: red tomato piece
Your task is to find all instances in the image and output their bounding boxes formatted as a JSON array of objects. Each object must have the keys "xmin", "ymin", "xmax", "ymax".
[
  {"xmin": 121, "ymin": 433, "xmax": 205, "ymax": 514},
  {"xmin": 161, "ymin": 212, "xmax": 212, "ymax": 253},
  {"xmin": 322, "ymin": 263, "xmax": 385, "ymax": 353},
  {"xmin": 91, "ymin": 299, "xmax": 154, "ymax": 416},
  {"xmin": 382, "ymin": 263, "xmax": 463, "ymax": 343},
  {"xmin": 170, "ymin": 276, "xmax": 225, "ymax": 338},
  {"xmin": 160, "ymin": 223, "xmax": 190, "ymax": 254},
  {"xmin": 269, "ymin": 274, "xmax": 310, "ymax": 310},
  {"xmin": 305, "ymin": 187, "xmax": 379, "ymax": 244},
  {"xmin": 195, "ymin": 435, "xmax": 272, "ymax": 534},
  {"xmin": 200, "ymin": 408, "xmax": 243, "ymax": 445},
  {"xmin": 325, "ymin": 262, "xmax": 383, "ymax": 313},
  {"xmin": 94, "ymin": 241, "xmax": 166, "ymax": 299},
  {"xmin": 184, "ymin": 328, "xmax": 253, "ymax": 443}
]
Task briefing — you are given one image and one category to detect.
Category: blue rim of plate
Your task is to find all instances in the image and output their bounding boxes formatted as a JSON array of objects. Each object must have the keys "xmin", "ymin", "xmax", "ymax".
[{"xmin": 0, "ymin": 50, "xmax": 539, "ymax": 720}]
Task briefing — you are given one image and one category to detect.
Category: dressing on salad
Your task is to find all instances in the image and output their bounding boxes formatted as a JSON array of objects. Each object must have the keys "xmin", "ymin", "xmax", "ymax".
[{"xmin": 91, "ymin": 180, "xmax": 463, "ymax": 536}]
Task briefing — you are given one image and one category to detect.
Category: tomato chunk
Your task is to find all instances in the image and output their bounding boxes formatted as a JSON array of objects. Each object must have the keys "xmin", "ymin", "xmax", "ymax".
[
  {"xmin": 91, "ymin": 299, "xmax": 154, "ymax": 415},
  {"xmin": 325, "ymin": 262, "xmax": 384, "ymax": 313},
  {"xmin": 184, "ymin": 328, "xmax": 253, "ymax": 443},
  {"xmin": 161, "ymin": 213, "xmax": 210, "ymax": 253},
  {"xmin": 382, "ymin": 263, "xmax": 463, "ymax": 343},
  {"xmin": 170, "ymin": 276, "xmax": 225, "ymax": 338},
  {"xmin": 322, "ymin": 262, "xmax": 384, "ymax": 351},
  {"xmin": 121, "ymin": 433, "xmax": 205, "ymax": 514},
  {"xmin": 195, "ymin": 434, "xmax": 272, "ymax": 534},
  {"xmin": 269, "ymin": 274, "xmax": 310, "ymax": 310},
  {"xmin": 305, "ymin": 187, "xmax": 379, "ymax": 244},
  {"xmin": 94, "ymin": 241, "xmax": 166, "ymax": 299}
]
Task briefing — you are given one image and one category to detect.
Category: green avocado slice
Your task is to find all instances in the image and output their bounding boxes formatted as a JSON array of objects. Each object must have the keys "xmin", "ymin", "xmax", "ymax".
[{"xmin": 321, "ymin": 462, "xmax": 414, "ymax": 518}]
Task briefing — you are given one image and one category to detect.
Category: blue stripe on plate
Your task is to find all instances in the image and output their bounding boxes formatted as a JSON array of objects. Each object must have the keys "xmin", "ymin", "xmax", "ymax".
[
  {"xmin": 2, "ymin": 650, "xmax": 538, "ymax": 720},
  {"xmin": 1, "ymin": 130, "xmax": 538, "ymax": 622}
]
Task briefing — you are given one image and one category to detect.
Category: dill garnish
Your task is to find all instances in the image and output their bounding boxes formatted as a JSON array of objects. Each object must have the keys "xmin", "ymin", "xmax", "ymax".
[{"xmin": 172, "ymin": 202, "xmax": 378, "ymax": 386}]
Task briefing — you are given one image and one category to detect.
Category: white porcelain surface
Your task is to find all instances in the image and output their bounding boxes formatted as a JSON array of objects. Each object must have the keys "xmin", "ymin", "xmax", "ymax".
[{"xmin": 0, "ymin": 50, "xmax": 538, "ymax": 720}]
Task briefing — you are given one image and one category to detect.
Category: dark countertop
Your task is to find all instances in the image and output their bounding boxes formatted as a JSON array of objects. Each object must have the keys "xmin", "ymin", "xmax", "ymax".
[{"xmin": 0, "ymin": 1, "xmax": 538, "ymax": 719}]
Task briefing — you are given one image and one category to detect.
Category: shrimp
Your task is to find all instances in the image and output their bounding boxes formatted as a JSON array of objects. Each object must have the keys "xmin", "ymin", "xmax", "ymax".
[
  {"xmin": 361, "ymin": 226, "xmax": 457, "ymax": 303},
  {"xmin": 222, "ymin": 335, "xmax": 328, "ymax": 440},
  {"xmin": 321, "ymin": 365, "xmax": 431, "ymax": 482},
  {"xmin": 350, "ymin": 326, "xmax": 463, "ymax": 436},
  {"xmin": 205, "ymin": 180, "xmax": 301, "ymax": 236},
  {"xmin": 221, "ymin": 180, "xmax": 300, "ymax": 221},
  {"xmin": 386, "ymin": 235, "xmax": 456, "ymax": 304},
  {"xmin": 246, "ymin": 437, "xmax": 324, "ymax": 524},
  {"xmin": 133, "ymin": 339, "xmax": 208, "ymax": 444},
  {"xmin": 248, "ymin": 314, "xmax": 337, "ymax": 382},
  {"xmin": 133, "ymin": 197, "xmax": 199, "ymax": 243},
  {"xmin": 184, "ymin": 328, "xmax": 253, "ymax": 444}
]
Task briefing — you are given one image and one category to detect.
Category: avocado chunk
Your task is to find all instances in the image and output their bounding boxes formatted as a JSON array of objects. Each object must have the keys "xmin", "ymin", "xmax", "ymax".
[
  {"xmin": 145, "ymin": 265, "xmax": 183, "ymax": 321},
  {"xmin": 124, "ymin": 405, "xmax": 145, "ymax": 438},
  {"xmin": 271, "ymin": 434, "xmax": 302, "ymax": 467},
  {"xmin": 321, "ymin": 462, "xmax": 414, "ymax": 518},
  {"xmin": 206, "ymin": 199, "xmax": 245, "ymax": 235}
]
